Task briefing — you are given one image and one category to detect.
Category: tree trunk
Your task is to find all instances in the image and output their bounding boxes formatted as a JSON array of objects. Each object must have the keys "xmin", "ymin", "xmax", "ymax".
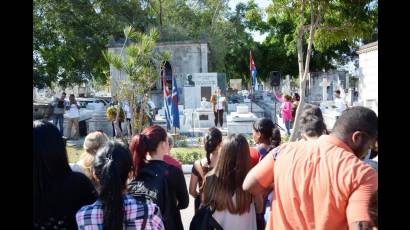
[
  {"xmin": 130, "ymin": 92, "xmax": 137, "ymax": 136},
  {"xmin": 159, "ymin": 0, "xmax": 163, "ymax": 32},
  {"xmin": 290, "ymin": 78, "xmax": 307, "ymax": 141},
  {"xmin": 137, "ymin": 94, "xmax": 148, "ymax": 133},
  {"xmin": 289, "ymin": 0, "xmax": 318, "ymax": 142}
]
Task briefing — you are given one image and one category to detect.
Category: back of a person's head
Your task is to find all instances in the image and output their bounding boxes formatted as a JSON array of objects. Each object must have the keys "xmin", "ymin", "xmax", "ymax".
[
  {"xmin": 80, "ymin": 131, "xmax": 109, "ymax": 179},
  {"xmin": 272, "ymin": 127, "xmax": 281, "ymax": 147},
  {"xmin": 369, "ymin": 190, "xmax": 378, "ymax": 228},
  {"xmin": 204, "ymin": 127, "xmax": 223, "ymax": 164},
  {"xmin": 33, "ymin": 120, "xmax": 71, "ymax": 220},
  {"xmin": 300, "ymin": 105, "xmax": 327, "ymax": 137},
  {"xmin": 333, "ymin": 106, "xmax": 378, "ymax": 139},
  {"xmin": 213, "ymin": 134, "xmax": 252, "ymax": 214},
  {"xmin": 167, "ymin": 133, "xmax": 174, "ymax": 149},
  {"xmin": 84, "ymin": 131, "xmax": 109, "ymax": 155},
  {"xmin": 253, "ymin": 118, "xmax": 274, "ymax": 143},
  {"xmin": 293, "ymin": 93, "xmax": 300, "ymax": 101},
  {"xmin": 129, "ymin": 125, "xmax": 167, "ymax": 176},
  {"xmin": 93, "ymin": 140, "xmax": 133, "ymax": 230}
]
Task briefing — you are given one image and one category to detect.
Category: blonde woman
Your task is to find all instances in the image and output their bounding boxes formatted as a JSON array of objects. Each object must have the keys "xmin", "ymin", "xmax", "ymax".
[{"xmin": 70, "ymin": 131, "xmax": 109, "ymax": 185}]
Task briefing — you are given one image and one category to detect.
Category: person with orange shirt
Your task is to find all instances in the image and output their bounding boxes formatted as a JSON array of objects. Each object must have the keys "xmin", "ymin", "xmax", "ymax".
[{"xmin": 243, "ymin": 106, "xmax": 378, "ymax": 229}]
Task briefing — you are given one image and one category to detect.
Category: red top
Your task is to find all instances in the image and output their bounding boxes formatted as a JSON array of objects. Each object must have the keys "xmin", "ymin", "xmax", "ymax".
[
  {"xmin": 249, "ymin": 147, "xmax": 260, "ymax": 168},
  {"xmin": 163, "ymin": 155, "xmax": 182, "ymax": 170}
]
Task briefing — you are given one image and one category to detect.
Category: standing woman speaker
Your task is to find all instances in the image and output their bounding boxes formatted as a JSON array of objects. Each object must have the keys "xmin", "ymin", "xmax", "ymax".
[{"xmin": 210, "ymin": 87, "xmax": 226, "ymax": 128}]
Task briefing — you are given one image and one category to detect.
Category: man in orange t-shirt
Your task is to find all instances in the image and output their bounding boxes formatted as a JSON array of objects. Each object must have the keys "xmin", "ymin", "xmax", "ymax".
[{"xmin": 243, "ymin": 106, "xmax": 378, "ymax": 229}]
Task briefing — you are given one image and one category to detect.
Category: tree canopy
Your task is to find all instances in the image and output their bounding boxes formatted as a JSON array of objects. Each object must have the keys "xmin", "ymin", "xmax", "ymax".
[{"xmin": 33, "ymin": 0, "xmax": 377, "ymax": 88}]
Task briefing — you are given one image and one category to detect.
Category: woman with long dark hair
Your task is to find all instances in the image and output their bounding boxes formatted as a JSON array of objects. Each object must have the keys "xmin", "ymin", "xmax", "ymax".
[
  {"xmin": 33, "ymin": 120, "xmax": 97, "ymax": 229},
  {"xmin": 128, "ymin": 125, "xmax": 189, "ymax": 230},
  {"xmin": 189, "ymin": 127, "xmax": 223, "ymax": 213},
  {"xmin": 76, "ymin": 141, "xmax": 164, "ymax": 229},
  {"xmin": 249, "ymin": 118, "xmax": 282, "ymax": 229},
  {"xmin": 202, "ymin": 134, "xmax": 258, "ymax": 230},
  {"xmin": 249, "ymin": 118, "xmax": 281, "ymax": 166}
]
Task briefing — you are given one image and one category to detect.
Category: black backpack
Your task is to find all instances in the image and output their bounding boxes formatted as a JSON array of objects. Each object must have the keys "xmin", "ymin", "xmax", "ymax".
[
  {"xmin": 189, "ymin": 204, "xmax": 224, "ymax": 230},
  {"xmin": 128, "ymin": 165, "xmax": 170, "ymax": 224}
]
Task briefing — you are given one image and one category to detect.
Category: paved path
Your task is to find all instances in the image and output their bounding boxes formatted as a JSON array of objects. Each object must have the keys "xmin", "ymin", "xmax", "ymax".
[{"xmin": 181, "ymin": 174, "xmax": 195, "ymax": 230}]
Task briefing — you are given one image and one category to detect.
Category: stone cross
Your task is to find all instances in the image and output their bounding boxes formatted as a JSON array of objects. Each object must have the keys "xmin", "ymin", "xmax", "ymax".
[{"xmin": 319, "ymin": 77, "xmax": 329, "ymax": 101}]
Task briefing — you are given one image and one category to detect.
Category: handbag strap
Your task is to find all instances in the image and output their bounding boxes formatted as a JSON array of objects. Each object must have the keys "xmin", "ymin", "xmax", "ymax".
[{"xmin": 141, "ymin": 202, "xmax": 148, "ymax": 230}]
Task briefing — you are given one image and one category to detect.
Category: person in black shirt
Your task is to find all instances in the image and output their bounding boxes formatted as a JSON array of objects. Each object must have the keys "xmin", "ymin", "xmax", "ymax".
[
  {"xmin": 33, "ymin": 120, "xmax": 97, "ymax": 229},
  {"xmin": 128, "ymin": 125, "xmax": 189, "ymax": 230}
]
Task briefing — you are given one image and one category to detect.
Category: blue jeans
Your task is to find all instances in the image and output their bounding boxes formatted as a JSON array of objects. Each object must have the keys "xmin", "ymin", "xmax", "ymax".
[
  {"xmin": 285, "ymin": 120, "xmax": 291, "ymax": 135},
  {"xmin": 53, "ymin": 114, "xmax": 64, "ymax": 135}
]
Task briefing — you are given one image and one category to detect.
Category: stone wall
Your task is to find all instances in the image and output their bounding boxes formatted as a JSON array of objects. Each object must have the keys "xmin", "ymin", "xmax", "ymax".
[
  {"xmin": 357, "ymin": 42, "xmax": 378, "ymax": 114},
  {"xmin": 108, "ymin": 41, "xmax": 210, "ymax": 108}
]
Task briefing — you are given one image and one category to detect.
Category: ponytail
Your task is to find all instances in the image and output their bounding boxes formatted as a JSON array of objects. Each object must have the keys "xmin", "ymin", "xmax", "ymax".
[
  {"xmin": 129, "ymin": 134, "xmax": 148, "ymax": 176},
  {"xmin": 93, "ymin": 141, "xmax": 133, "ymax": 230},
  {"xmin": 204, "ymin": 127, "xmax": 223, "ymax": 165},
  {"xmin": 100, "ymin": 159, "xmax": 124, "ymax": 230},
  {"xmin": 129, "ymin": 125, "xmax": 168, "ymax": 176}
]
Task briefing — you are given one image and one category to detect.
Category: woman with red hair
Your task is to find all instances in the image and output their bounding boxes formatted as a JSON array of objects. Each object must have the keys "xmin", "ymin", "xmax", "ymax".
[{"xmin": 127, "ymin": 125, "xmax": 189, "ymax": 230}]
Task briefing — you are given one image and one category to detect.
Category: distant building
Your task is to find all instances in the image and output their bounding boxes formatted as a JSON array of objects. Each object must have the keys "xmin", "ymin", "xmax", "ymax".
[
  {"xmin": 356, "ymin": 41, "xmax": 378, "ymax": 114},
  {"xmin": 107, "ymin": 40, "xmax": 210, "ymax": 108}
]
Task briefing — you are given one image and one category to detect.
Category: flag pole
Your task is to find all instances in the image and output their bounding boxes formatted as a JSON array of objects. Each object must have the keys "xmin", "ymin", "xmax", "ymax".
[
  {"xmin": 250, "ymin": 50, "xmax": 253, "ymax": 113},
  {"xmin": 251, "ymin": 80, "xmax": 253, "ymax": 112}
]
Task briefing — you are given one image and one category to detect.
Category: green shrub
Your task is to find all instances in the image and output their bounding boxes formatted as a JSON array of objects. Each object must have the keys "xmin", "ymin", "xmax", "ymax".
[
  {"xmin": 171, "ymin": 147, "xmax": 205, "ymax": 164},
  {"xmin": 281, "ymin": 135, "xmax": 289, "ymax": 142}
]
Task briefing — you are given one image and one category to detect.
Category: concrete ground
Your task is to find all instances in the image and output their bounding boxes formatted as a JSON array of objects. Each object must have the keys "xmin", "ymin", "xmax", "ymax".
[{"xmin": 181, "ymin": 174, "xmax": 195, "ymax": 230}]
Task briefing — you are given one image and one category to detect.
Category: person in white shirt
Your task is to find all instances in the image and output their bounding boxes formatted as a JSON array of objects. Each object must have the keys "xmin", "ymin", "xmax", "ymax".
[
  {"xmin": 333, "ymin": 90, "xmax": 348, "ymax": 118},
  {"xmin": 123, "ymin": 101, "xmax": 132, "ymax": 136},
  {"xmin": 66, "ymin": 94, "xmax": 81, "ymax": 140},
  {"xmin": 210, "ymin": 87, "xmax": 226, "ymax": 127}
]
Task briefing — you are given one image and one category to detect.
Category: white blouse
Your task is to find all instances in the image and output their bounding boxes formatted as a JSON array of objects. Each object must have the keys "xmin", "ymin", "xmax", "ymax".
[{"xmin": 212, "ymin": 195, "xmax": 257, "ymax": 230}]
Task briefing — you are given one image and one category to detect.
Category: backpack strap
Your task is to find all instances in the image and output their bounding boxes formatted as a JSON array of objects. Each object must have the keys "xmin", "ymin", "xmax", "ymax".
[{"xmin": 141, "ymin": 202, "xmax": 148, "ymax": 230}]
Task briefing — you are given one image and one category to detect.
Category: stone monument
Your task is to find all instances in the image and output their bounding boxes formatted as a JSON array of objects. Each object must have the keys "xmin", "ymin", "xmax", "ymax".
[
  {"xmin": 194, "ymin": 97, "xmax": 214, "ymax": 128},
  {"xmin": 227, "ymin": 104, "xmax": 258, "ymax": 134}
]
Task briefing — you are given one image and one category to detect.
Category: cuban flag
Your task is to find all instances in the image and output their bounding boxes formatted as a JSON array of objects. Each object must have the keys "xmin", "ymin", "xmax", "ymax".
[
  {"xmin": 162, "ymin": 69, "xmax": 172, "ymax": 130},
  {"xmin": 250, "ymin": 50, "xmax": 258, "ymax": 91},
  {"xmin": 171, "ymin": 75, "xmax": 180, "ymax": 129}
]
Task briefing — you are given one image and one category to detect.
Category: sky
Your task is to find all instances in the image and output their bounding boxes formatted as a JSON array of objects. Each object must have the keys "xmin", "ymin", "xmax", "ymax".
[{"xmin": 228, "ymin": 0, "xmax": 271, "ymax": 43}]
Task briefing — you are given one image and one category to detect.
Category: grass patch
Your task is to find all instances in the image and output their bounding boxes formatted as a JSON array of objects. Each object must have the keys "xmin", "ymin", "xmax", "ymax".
[
  {"xmin": 67, "ymin": 146, "xmax": 205, "ymax": 165},
  {"xmin": 171, "ymin": 147, "xmax": 206, "ymax": 164}
]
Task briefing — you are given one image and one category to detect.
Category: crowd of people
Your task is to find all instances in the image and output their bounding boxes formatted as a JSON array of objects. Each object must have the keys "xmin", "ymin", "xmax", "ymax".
[{"xmin": 34, "ymin": 102, "xmax": 378, "ymax": 229}]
